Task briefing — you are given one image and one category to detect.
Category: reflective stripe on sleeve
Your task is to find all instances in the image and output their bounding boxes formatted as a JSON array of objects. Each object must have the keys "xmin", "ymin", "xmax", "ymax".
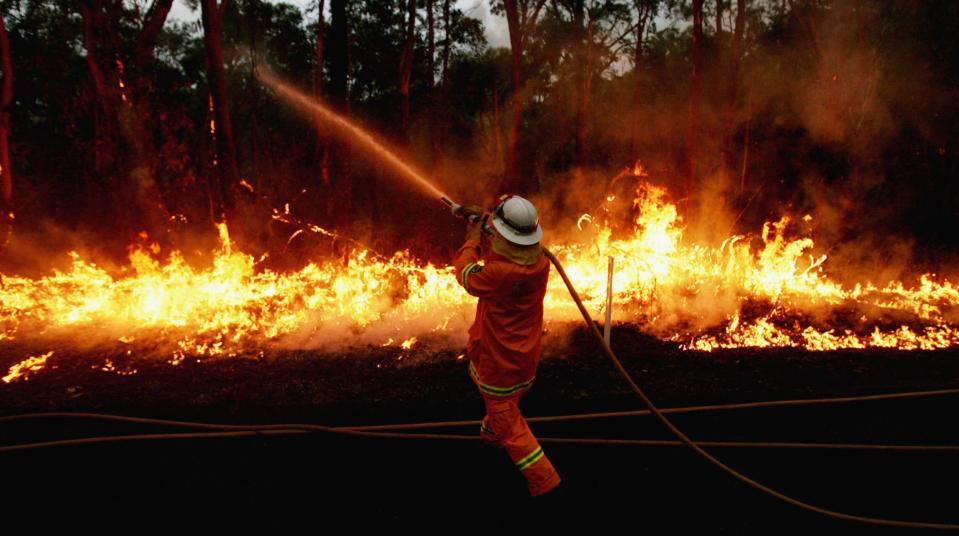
[
  {"xmin": 461, "ymin": 262, "xmax": 477, "ymax": 291},
  {"xmin": 516, "ymin": 447, "xmax": 544, "ymax": 471}
]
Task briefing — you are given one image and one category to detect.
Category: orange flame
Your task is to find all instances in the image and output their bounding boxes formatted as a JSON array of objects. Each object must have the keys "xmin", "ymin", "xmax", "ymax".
[{"xmin": 2, "ymin": 181, "xmax": 957, "ymax": 382}]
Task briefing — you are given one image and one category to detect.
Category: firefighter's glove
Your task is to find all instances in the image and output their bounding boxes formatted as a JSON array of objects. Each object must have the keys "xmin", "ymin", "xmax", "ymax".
[
  {"xmin": 465, "ymin": 216, "xmax": 485, "ymax": 243},
  {"xmin": 458, "ymin": 204, "xmax": 485, "ymax": 220}
]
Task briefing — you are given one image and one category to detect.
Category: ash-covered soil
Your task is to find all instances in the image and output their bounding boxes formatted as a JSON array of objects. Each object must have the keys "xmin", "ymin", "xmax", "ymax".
[{"xmin": 2, "ymin": 324, "xmax": 959, "ymax": 533}]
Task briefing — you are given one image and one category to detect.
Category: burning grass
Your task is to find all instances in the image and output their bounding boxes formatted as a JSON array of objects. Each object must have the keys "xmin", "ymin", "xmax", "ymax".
[{"xmin": 2, "ymin": 180, "xmax": 957, "ymax": 383}]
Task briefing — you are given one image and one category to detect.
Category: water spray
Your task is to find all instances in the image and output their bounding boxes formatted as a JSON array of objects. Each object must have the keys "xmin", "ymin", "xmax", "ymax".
[
  {"xmin": 257, "ymin": 64, "xmax": 494, "ymax": 237},
  {"xmin": 255, "ymin": 65, "xmax": 449, "ymax": 202}
]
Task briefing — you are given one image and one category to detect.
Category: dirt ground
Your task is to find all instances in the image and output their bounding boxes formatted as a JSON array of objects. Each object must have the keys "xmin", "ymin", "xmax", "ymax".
[{"xmin": 2, "ymin": 325, "xmax": 958, "ymax": 532}]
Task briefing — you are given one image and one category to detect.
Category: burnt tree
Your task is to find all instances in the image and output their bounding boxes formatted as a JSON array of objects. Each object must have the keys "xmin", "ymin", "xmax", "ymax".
[
  {"xmin": 201, "ymin": 0, "xmax": 240, "ymax": 224},
  {"xmin": 398, "ymin": 0, "xmax": 416, "ymax": 141},
  {"xmin": 434, "ymin": 0, "xmax": 453, "ymax": 166},
  {"xmin": 724, "ymin": 0, "xmax": 747, "ymax": 192},
  {"xmin": 630, "ymin": 1, "xmax": 654, "ymax": 157},
  {"xmin": 327, "ymin": 0, "xmax": 351, "ymax": 240},
  {"xmin": 441, "ymin": 0, "xmax": 451, "ymax": 89},
  {"xmin": 0, "ymin": 8, "xmax": 11, "ymax": 244},
  {"xmin": 715, "ymin": 0, "xmax": 724, "ymax": 36},
  {"xmin": 685, "ymin": 0, "xmax": 703, "ymax": 204},
  {"xmin": 501, "ymin": 0, "xmax": 547, "ymax": 194},
  {"xmin": 79, "ymin": 0, "xmax": 174, "ymax": 240},
  {"xmin": 314, "ymin": 0, "xmax": 329, "ymax": 186},
  {"xmin": 572, "ymin": 0, "xmax": 589, "ymax": 167},
  {"xmin": 426, "ymin": 0, "xmax": 439, "ymax": 163}
]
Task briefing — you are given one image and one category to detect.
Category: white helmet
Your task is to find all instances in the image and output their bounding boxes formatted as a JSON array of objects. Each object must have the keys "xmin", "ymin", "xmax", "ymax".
[{"xmin": 491, "ymin": 195, "xmax": 543, "ymax": 246}]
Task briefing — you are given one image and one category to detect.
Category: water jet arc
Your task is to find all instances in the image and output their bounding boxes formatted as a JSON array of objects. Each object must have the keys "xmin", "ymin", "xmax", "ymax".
[{"xmin": 256, "ymin": 66, "xmax": 449, "ymax": 201}]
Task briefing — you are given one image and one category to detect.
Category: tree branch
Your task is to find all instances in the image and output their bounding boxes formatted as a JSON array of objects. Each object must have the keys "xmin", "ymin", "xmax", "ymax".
[
  {"xmin": 521, "ymin": 0, "xmax": 548, "ymax": 45},
  {"xmin": 134, "ymin": 0, "xmax": 175, "ymax": 70}
]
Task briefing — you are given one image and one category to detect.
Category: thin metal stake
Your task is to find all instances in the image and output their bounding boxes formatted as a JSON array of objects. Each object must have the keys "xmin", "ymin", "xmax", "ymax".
[{"xmin": 604, "ymin": 256, "xmax": 613, "ymax": 345}]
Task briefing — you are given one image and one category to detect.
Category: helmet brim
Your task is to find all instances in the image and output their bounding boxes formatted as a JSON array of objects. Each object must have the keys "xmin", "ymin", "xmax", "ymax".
[{"xmin": 492, "ymin": 215, "xmax": 543, "ymax": 246}]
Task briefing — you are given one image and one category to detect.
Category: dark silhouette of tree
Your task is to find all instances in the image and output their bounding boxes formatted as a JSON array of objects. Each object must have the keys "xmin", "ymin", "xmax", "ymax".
[
  {"xmin": 79, "ymin": 0, "xmax": 175, "ymax": 240},
  {"xmin": 724, "ymin": 0, "xmax": 746, "ymax": 193},
  {"xmin": 327, "ymin": 0, "xmax": 351, "ymax": 239},
  {"xmin": 685, "ymin": 0, "xmax": 702, "ymax": 204},
  {"xmin": 426, "ymin": 0, "xmax": 438, "ymax": 163},
  {"xmin": 314, "ymin": 0, "xmax": 329, "ymax": 187},
  {"xmin": 398, "ymin": 0, "xmax": 415, "ymax": 140},
  {"xmin": 201, "ymin": 0, "xmax": 240, "ymax": 224},
  {"xmin": 499, "ymin": 0, "xmax": 547, "ymax": 194},
  {"xmin": 0, "ymin": 6, "xmax": 12, "ymax": 245},
  {"xmin": 630, "ymin": 0, "xmax": 658, "ymax": 157},
  {"xmin": 715, "ymin": 0, "xmax": 724, "ymax": 36}
]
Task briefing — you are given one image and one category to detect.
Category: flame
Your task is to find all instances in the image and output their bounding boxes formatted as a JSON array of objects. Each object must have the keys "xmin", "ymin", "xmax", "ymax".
[
  {"xmin": 115, "ymin": 58, "xmax": 130, "ymax": 104},
  {"xmin": 632, "ymin": 161, "xmax": 648, "ymax": 177},
  {"xmin": 547, "ymin": 181, "xmax": 958, "ymax": 352},
  {"xmin": 2, "ymin": 181, "xmax": 958, "ymax": 382},
  {"xmin": 208, "ymin": 95, "xmax": 216, "ymax": 136},
  {"xmin": 3, "ymin": 352, "xmax": 53, "ymax": 383}
]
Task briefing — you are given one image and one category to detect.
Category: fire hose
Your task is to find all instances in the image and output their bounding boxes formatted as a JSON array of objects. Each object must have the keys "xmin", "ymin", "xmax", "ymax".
[{"xmin": 442, "ymin": 195, "xmax": 959, "ymax": 531}]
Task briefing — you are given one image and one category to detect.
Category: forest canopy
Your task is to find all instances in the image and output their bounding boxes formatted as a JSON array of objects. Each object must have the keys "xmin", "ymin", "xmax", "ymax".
[{"xmin": 0, "ymin": 0, "xmax": 956, "ymax": 274}]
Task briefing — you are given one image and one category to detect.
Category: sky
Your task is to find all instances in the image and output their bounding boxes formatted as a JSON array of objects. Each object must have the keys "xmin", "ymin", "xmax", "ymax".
[{"xmin": 169, "ymin": 0, "xmax": 511, "ymax": 48}]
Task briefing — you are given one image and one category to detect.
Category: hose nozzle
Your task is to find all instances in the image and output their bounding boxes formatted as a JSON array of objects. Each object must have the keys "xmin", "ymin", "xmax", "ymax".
[
  {"xmin": 441, "ymin": 196, "xmax": 462, "ymax": 217},
  {"xmin": 441, "ymin": 196, "xmax": 494, "ymax": 235}
]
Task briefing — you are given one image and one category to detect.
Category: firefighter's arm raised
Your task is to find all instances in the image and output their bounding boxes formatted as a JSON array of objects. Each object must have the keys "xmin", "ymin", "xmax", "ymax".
[{"xmin": 453, "ymin": 237, "xmax": 503, "ymax": 299}]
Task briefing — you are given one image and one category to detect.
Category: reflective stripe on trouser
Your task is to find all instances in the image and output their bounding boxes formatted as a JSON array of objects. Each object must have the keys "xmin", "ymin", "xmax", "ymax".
[
  {"xmin": 469, "ymin": 361, "xmax": 534, "ymax": 397},
  {"xmin": 480, "ymin": 417, "xmax": 498, "ymax": 442},
  {"xmin": 480, "ymin": 393, "xmax": 561, "ymax": 496}
]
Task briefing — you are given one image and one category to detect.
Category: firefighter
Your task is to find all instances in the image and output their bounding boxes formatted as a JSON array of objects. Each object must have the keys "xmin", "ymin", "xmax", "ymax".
[{"xmin": 452, "ymin": 194, "xmax": 561, "ymax": 497}]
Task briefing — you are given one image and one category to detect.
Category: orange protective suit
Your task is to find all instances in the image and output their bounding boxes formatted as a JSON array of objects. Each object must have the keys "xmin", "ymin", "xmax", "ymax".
[{"xmin": 453, "ymin": 237, "xmax": 561, "ymax": 497}]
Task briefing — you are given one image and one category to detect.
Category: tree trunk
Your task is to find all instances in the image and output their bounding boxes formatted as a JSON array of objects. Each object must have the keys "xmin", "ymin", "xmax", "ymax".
[
  {"xmin": 722, "ymin": 0, "xmax": 746, "ymax": 178},
  {"xmin": 427, "ymin": 0, "xmax": 440, "ymax": 163},
  {"xmin": 0, "ymin": 10, "xmax": 13, "ymax": 240},
  {"xmin": 502, "ymin": 0, "xmax": 524, "ymax": 193},
  {"xmin": 492, "ymin": 85, "xmax": 503, "ymax": 166},
  {"xmin": 131, "ymin": 0, "xmax": 174, "ymax": 237},
  {"xmin": 716, "ymin": 0, "xmax": 724, "ymax": 36},
  {"xmin": 399, "ymin": 0, "xmax": 416, "ymax": 141},
  {"xmin": 427, "ymin": 0, "xmax": 435, "ymax": 86},
  {"xmin": 685, "ymin": 0, "xmax": 703, "ymax": 203},
  {"xmin": 437, "ymin": 0, "xmax": 452, "ymax": 165},
  {"xmin": 80, "ymin": 1, "xmax": 111, "ymax": 189},
  {"xmin": 328, "ymin": 0, "xmax": 352, "ymax": 240},
  {"xmin": 201, "ymin": 0, "xmax": 240, "ymax": 224},
  {"xmin": 740, "ymin": 90, "xmax": 752, "ymax": 195},
  {"xmin": 134, "ymin": 0, "xmax": 174, "ymax": 72},
  {"xmin": 574, "ymin": 3, "xmax": 592, "ymax": 167},
  {"xmin": 314, "ymin": 0, "xmax": 329, "ymax": 186},
  {"xmin": 81, "ymin": 0, "xmax": 172, "ymax": 239},
  {"xmin": 441, "ymin": 0, "xmax": 451, "ymax": 89},
  {"xmin": 630, "ymin": 3, "xmax": 650, "ymax": 157}
]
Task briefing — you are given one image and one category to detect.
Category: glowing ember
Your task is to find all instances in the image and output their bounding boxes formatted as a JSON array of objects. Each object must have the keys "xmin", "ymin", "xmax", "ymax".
[
  {"xmin": 1, "ymin": 181, "xmax": 958, "ymax": 382},
  {"xmin": 3, "ymin": 351, "xmax": 53, "ymax": 383}
]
